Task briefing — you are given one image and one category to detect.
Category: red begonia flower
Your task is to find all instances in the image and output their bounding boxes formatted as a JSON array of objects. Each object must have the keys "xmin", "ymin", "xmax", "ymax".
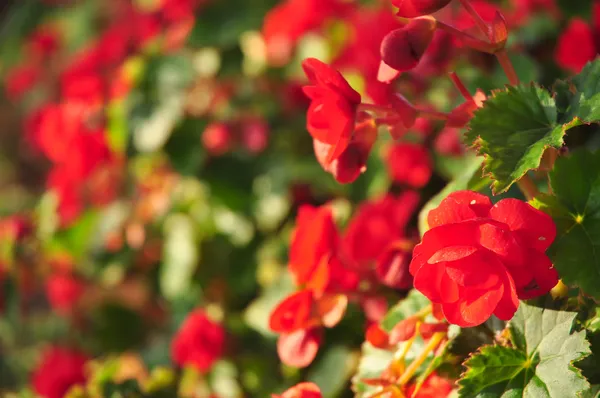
[
  {"xmin": 272, "ymin": 382, "xmax": 322, "ymax": 398},
  {"xmin": 385, "ymin": 143, "xmax": 433, "ymax": 188},
  {"xmin": 405, "ymin": 371, "xmax": 454, "ymax": 398},
  {"xmin": 379, "ymin": 17, "xmax": 437, "ymax": 78},
  {"xmin": 171, "ymin": 309, "xmax": 225, "ymax": 373},
  {"xmin": 555, "ymin": 18, "xmax": 597, "ymax": 73},
  {"xmin": 277, "ymin": 327, "xmax": 322, "ymax": 368},
  {"xmin": 289, "ymin": 205, "xmax": 338, "ymax": 286},
  {"xmin": 344, "ymin": 192, "xmax": 420, "ymax": 269},
  {"xmin": 376, "ymin": 242, "xmax": 413, "ymax": 289},
  {"xmin": 302, "ymin": 58, "xmax": 362, "ymax": 165},
  {"xmin": 392, "ymin": 0, "xmax": 453, "ymax": 18},
  {"xmin": 410, "ymin": 191, "xmax": 558, "ymax": 327},
  {"xmin": 313, "ymin": 115, "xmax": 377, "ymax": 183},
  {"xmin": 31, "ymin": 346, "xmax": 89, "ymax": 398}
]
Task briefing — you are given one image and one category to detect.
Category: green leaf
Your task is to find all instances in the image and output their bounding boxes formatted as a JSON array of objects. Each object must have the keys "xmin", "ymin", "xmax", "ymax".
[
  {"xmin": 458, "ymin": 302, "xmax": 591, "ymax": 397},
  {"xmin": 307, "ymin": 346, "xmax": 354, "ymax": 398},
  {"xmin": 467, "ymin": 60, "xmax": 600, "ymax": 194},
  {"xmin": 381, "ymin": 290, "xmax": 430, "ymax": 332},
  {"xmin": 530, "ymin": 150, "xmax": 600, "ymax": 299},
  {"xmin": 418, "ymin": 155, "xmax": 488, "ymax": 236},
  {"xmin": 465, "ymin": 84, "xmax": 567, "ymax": 194}
]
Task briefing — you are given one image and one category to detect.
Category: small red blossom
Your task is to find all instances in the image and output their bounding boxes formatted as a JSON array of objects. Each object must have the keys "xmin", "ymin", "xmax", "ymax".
[
  {"xmin": 410, "ymin": 191, "xmax": 559, "ymax": 327},
  {"xmin": 273, "ymin": 382, "xmax": 322, "ymax": 398},
  {"xmin": 302, "ymin": 58, "xmax": 362, "ymax": 165},
  {"xmin": 171, "ymin": 309, "xmax": 225, "ymax": 373},
  {"xmin": 31, "ymin": 346, "xmax": 89, "ymax": 398},
  {"xmin": 277, "ymin": 327, "xmax": 323, "ymax": 368},
  {"xmin": 385, "ymin": 143, "xmax": 433, "ymax": 188},
  {"xmin": 202, "ymin": 122, "xmax": 234, "ymax": 156},
  {"xmin": 555, "ymin": 18, "xmax": 597, "ymax": 73}
]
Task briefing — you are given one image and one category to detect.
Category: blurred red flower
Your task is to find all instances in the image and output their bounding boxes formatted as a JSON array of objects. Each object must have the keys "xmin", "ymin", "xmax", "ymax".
[
  {"xmin": 411, "ymin": 191, "xmax": 558, "ymax": 327},
  {"xmin": 385, "ymin": 143, "xmax": 433, "ymax": 188},
  {"xmin": 392, "ymin": 0, "xmax": 453, "ymax": 18},
  {"xmin": 171, "ymin": 309, "xmax": 225, "ymax": 373},
  {"xmin": 405, "ymin": 371, "xmax": 454, "ymax": 397},
  {"xmin": 273, "ymin": 382, "xmax": 322, "ymax": 398},
  {"xmin": 555, "ymin": 18, "xmax": 597, "ymax": 73},
  {"xmin": 31, "ymin": 346, "xmax": 89, "ymax": 398},
  {"xmin": 46, "ymin": 273, "xmax": 85, "ymax": 315}
]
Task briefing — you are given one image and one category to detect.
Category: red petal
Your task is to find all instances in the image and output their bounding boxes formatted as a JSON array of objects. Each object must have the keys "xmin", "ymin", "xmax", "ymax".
[
  {"xmin": 389, "ymin": 316, "xmax": 418, "ymax": 344},
  {"xmin": 419, "ymin": 322, "xmax": 449, "ymax": 340},
  {"xmin": 375, "ymin": 245, "xmax": 412, "ymax": 289},
  {"xmin": 428, "ymin": 246, "xmax": 479, "ymax": 264},
  {"xmin": 413, "ymin": 262, "xmax": 459, "ymax": 303},
  {"xmin": 427, "ymin": 191, "xmax": 492, "ymax": 229},
  {"xmin": 443, "ymin": 251, "xmax": 501, "ymax": 290},
  {"xmin": 301, "ymin": 58, "xmax": 361, "ymax": 104},
  {"xmin": 478, "ymin": 222, "xmax": 526, "ymax": 267},
  {"xmin": 516, "ymin": 250, "xmax": 559, "ymax": 300},
  {"xmin": 277, "ymin": 328, "xmax": 322, "ymax": 368},
  {"xmin": 489, "ymin": 198, "xmax": 556, "ymax": 252},
  {"xmin": 317, "ymin": 294, "xmax": 348, "ymax": 328},
  {"xmin": 269, "ymin": 290, "xmax": 317, "ymax": 333},
  {"xmin": 366, "ymin": 324, "xmax": 390, "ymax": 349},
  {"xmin": 442, "ymin": 284, "xmax": 503, "ymax": 327},
  {"xmin": 278, "ymin": 382, "xmax": 322, "ymax": 398},
  {"xmin": 493, "ymin": 269, "xmax": 519, "ymax": 321},
  {"xmin": 361, "ymin": 296, "xmax": 389, "ymax": 323}
]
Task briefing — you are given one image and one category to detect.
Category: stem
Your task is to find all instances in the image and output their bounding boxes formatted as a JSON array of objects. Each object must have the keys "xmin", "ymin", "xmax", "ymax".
[
  {"xmin": 517, "ymin": 174, "xmax": 539, "ymax": 200},
  {"xmin": 449, "ymin": 72, "xmax": 475, "ymax": 103},
  {"xmin": 458, "ymin": 0, "xmax": 490, "ymax": 38},
  {"xmin": 409, "ymin": 340, "xmax": 450, "ymax": 398},
  {"xmin": 398, "ymin": 332, "xmax": 446, "ymax": 385},
  {"xmin": 496, "ymin": 49, "xmax": 519, "ymax": 85}
]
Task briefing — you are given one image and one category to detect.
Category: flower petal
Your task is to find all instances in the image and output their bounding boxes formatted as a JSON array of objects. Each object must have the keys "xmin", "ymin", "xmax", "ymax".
[
  {"xmin": 442, "ymin": 284, "xmax": 503, "ymax": 327},
  {"xmin": 413, "ymin": 261, "xmax": 459, "ymax": 303},
  {"xmin": 277, "ymin": 328, "xmax": 322, "ymax": 368},
  {"xmin": 427, "ymin": 190, "xmax": 492, "ymax": 229}
]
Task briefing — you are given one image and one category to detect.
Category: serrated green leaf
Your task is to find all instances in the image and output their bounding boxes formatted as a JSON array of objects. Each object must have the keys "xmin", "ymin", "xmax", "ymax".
[
  {"xmin": 465, "ymin": 84, "xmax": 567, "ymax": 194},
  {"xmin": 459, "ymin": 302, "xmax": 590, "ymax": 397},
  {"xmin": 530, "ymin": 150, "xmax": 600, "ymax": 299}
]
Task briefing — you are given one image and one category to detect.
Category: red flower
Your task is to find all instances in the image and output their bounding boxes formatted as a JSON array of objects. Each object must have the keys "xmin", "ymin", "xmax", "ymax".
[
  {"xmin": 313, "ymin": 114, "xmax": 377, "ymax": 184},
  {"xmin": 277, "ymin": 327, "xmax": 323, "ymax": 368},
  {"xmin": 171, "ymin": 309, "xmax": 225, "ymax": 373},
  {"xmin": 46, "ymin": 273, "xmax": 85, "ymax": 315},
  {"xmin": 410, "ymin": 191, "xmax": 558, "ymax": 327},
  {"xmin": 4, "ymin": 64, "xmax": 41, "ymax": 101},
  {"xmin": 31, "ymin": 346, "xmax": 89, "ymax": 398},
  {"xmin": 202, "ymin": 122, "xmax": 234, "ymax": 156},
  {"xmin": 405, "ymin": 372, "xmax": 454, "ymax": 398},
  {"xmin": 302, "ymin": 58, "xmax": 362, "ymax": 165},
  {"xmin": 273, "ymin": 382, "xmax": 322, "ymax": 398},
  {"xmin": 555, "ymin": 18, "xmax": 597, "ymax": 73},
  {"xmin": 385, "ymin": 143, "xmax": 433, "ymax": 188},
  {"xmin": 392, "ymin": 0, "xmax": 453, "ymax": 18}
]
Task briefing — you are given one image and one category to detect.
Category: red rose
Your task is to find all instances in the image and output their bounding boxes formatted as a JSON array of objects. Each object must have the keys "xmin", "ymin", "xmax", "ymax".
[
  {"xmin": 385, "ymin": 143, "xmax": 433, "ymax": 188},
  {"xmin": 171, "ymin": 309, "xmax": 225, "ymax": 373},
  {"xmin": 302, "ymin": 58, "xmax": 362, "ymax": 165},
  {"xmin": 410, "ymin": 191, "xmax": 558, "ymax": 327},
  {"xmin": 272, "ymin": 382, "xmax": 322, "ymax": 398},
  {"xmin": 31, "ymin": 346, "xmax": 89, "ymax": 398}
]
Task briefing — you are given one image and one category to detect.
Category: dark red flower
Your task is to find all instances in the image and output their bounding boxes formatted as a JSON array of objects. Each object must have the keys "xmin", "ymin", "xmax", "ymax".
[
  {"xmin": 171, "ymin": 309, "xmax": 225, "ymax": 373},
  {"xmin": 386, "ymin": 143, "xmax": 433, "ymax": 188},
  {"xmin": 392, "ymin": 0, "xmax": 453, "ymax": 18},
  {"xmin": 555, "ymin": 18, "xmax": 597, "ymax": 73},
  {"xmin": 46, "ymin": 273, "xmax": 85, "ymax": 315},
  {"xmin": 272, "ymin": 382, "xmax": 322, "ymax": 398},
  {"xmin": 410, "ymin": 191, "xmax": 558, "ymax": 327},
  {"xmin": 302, "ymin": 58, "xmax": 362, "ymax": 165},
  {"xmin": 31, "ymin": 346, "xmax": 89, "ymax": 398}
]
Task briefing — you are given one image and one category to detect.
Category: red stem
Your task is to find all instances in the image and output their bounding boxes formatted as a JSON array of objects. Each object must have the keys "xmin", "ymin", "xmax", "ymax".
[
  {"xmin": 449, "ymin": 72, "xmax": 475, "ymax": 103},
  {"xmin": 458, "ymin": 0, "xmax": 490, "ymax": 38}
]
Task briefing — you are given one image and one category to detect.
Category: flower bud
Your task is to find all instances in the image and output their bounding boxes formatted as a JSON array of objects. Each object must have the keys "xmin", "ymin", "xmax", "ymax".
[
  {"xmin": 379, "ymin": 17, "xmax": 437, "ymax": 80},
  {"xmin": 392, "ymin": 0, "xmax": 453, "ymax": 18}
]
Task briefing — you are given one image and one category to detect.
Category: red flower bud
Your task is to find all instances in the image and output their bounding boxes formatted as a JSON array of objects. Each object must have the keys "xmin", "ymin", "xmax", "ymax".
[
  {"xmin": 380, "ymin": 17, "xmax": 437, "ymax": 77},
  {"xmin": 376, "ymin": 243, "xmax": 413, "ymax": 289},
  {"xmin": 392, "ymin": 0, "xmax": 453, "ymax": 18}
]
